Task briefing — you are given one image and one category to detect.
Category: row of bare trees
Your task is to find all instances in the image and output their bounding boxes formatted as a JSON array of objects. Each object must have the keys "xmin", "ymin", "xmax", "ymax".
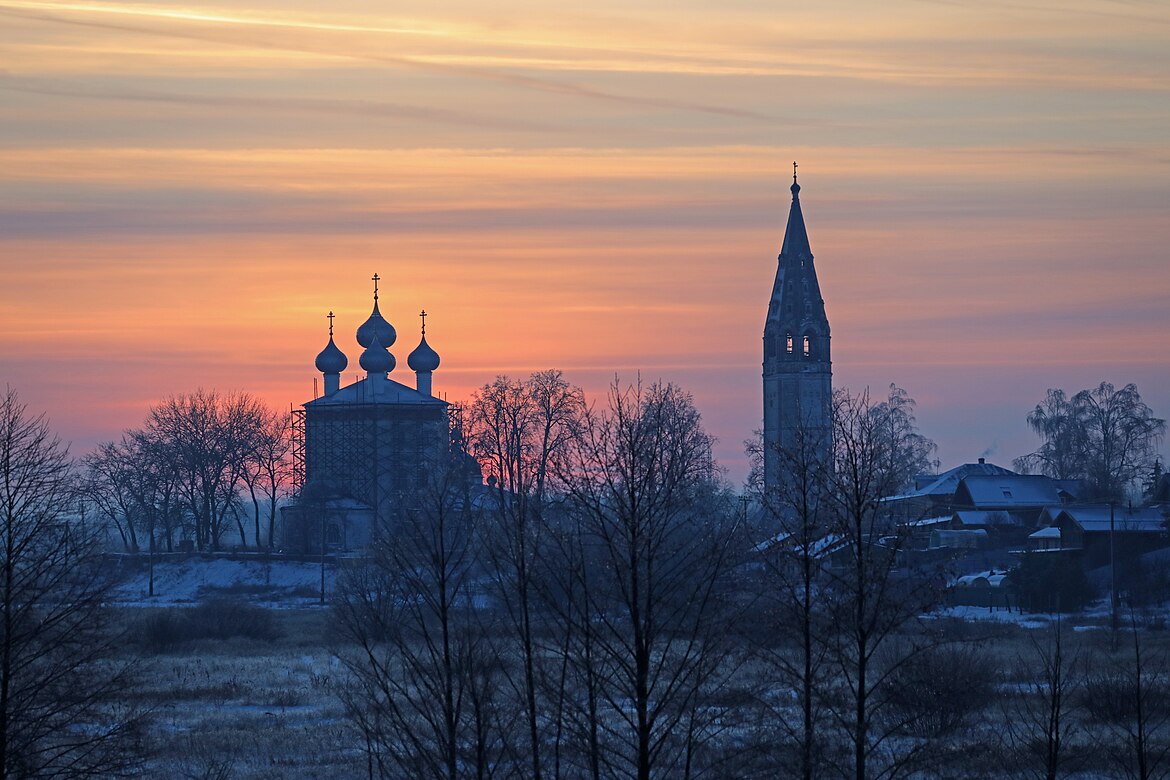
[
  {"xmin": 83, "ymin": 390, "xmax": 292, "ymax": 553},
  {"xmin": 747, "ymin": 385, "xmax": 949, "ymax": 779},
  {"xmin": 335, "ymin": 376, "xmax": 963, "ymax": 779},
  {"xmin": 336, "ymin": 374, "xmax": 744, "ymax": 780}
]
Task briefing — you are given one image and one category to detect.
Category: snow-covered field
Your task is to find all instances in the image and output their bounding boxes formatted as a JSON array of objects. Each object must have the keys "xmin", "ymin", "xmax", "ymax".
[{"xmin": 111, "ymin": 557, "xmax": 338, "ymax": 608}]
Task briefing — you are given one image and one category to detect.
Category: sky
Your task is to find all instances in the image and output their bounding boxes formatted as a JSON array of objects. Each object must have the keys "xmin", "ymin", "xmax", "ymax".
[{"xmin": 2, "ymin": 0, "xmax": 1168, "ymax": 486}]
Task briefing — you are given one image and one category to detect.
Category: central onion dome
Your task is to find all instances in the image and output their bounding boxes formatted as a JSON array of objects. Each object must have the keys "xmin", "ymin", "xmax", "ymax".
[
  {"xmin": 359, "ymin": 331, "xmax": 395, "ymax": 374},
  {"xmin": 356, "ymin": 299, "xmax": 396, "ymax": 349},
  {"xmin": 408, "ymin": 335, "xmax": 440, "ymax": 373},
  {"xmin": 315, "ymin": 334, "xmax": 348, "ymax": 374}
]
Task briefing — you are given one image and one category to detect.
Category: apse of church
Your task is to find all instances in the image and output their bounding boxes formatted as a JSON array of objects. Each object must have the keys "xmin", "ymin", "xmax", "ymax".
[
  {"xmin": 763, "ymin": 165, "xmax": 833, "ymax": 494},
  {"xmin": 280, "ymin": 274, "xmax": 452, "ymax": 553}
]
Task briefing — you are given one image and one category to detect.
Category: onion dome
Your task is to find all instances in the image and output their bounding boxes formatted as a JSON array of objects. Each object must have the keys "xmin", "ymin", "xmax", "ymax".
[
  {"xmin": 408, "ymin": 314, "xmax": 441, "ymax": 373},
  {"xmin": 315, "ymin": 335, "xmax": 348, "ymax": 374},
  {"xmin": 359, "ymin": 331, "xmax": 395, "ymax": 374},
  {"xmin": 315, "ymin": 312, "xmax": 348, "ymax": 373},
  {"xmin": 408, "ymin": 336, "xmax": 440, "ymax": 372},
  {"xmin": 355, "ymin": 273, "xmax": 396, "ymax": 348}
]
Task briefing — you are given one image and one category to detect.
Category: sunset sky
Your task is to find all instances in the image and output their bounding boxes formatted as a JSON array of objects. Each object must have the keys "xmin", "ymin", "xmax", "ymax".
[{"xmin": 2, "ymin": 0, "xmax": 1168, "ymax": 484}]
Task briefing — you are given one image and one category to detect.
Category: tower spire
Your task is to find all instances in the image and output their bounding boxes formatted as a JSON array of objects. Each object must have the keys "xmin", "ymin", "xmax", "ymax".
[
  {"xmin": 762, "ymin": 166, "xmax": 832, "ymax": 497},
  {"xmin": 780, "ymin": 162, "xmax": 810, "ymax": 258}
]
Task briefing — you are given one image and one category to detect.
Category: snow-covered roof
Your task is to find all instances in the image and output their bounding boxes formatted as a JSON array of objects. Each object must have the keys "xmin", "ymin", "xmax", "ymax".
[
  {"xmin": 955, "ymin": 475, "xmax": 1061, "ymax": 508},
  {"xmin": 1059, "ymin": 506, "xmax": 1166, "ymax": 534},
  {"xmin": 904, "ymin": 515, "xmax": 952, "ymax": 528},
  {"xmin": 753, "ymin": 531, "xmax": 792, "ymax": 553},
  {"xmin": 896, "ymin": 461, "xmax": 1017, "ymax": 501},
  {"xmin": 1029, "ymin": 527, "xmax": 1061, "ymax": 539},
  {"xmin": 754, "ymin": 532, "xmax": 845, "ymax": 560},
  {"xmin": 306, "ymin": 375, "xmax": 446, "ymax": 408}
]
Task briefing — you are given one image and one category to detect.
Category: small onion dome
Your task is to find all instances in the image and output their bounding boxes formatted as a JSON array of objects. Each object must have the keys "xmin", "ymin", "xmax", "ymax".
[
  {"xmin": 359, "ymin": 332, "xmax": 395, "ymax": 374},
  {"xmin": 315, "ymin": 335, "xmax": 348, "ymax": 374},
  {"xmin": 408, "ymin": 335, "xmax": 440, "ymax": 373},
  {"xmin": 356, "ymin": 300, "xmax": 397, "ymax": 349}
]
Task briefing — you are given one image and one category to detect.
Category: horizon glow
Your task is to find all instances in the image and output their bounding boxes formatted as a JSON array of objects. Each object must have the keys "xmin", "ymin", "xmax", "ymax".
[{"xmin": 2, "ymin": 0, "xmax": 1168, "ymax": 484}]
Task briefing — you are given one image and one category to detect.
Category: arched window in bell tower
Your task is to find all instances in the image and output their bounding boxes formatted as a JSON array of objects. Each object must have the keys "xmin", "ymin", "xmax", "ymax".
[
  {"xmin": 786, "ymin": 334, "xmax": 793, "ymax": 354},
  {"xmin": 803, "ymin": 335, "xmax": 811, "ymax": 357}
]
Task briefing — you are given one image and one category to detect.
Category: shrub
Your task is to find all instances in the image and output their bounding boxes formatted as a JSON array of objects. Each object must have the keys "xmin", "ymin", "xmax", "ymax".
[
  {"xmin": 1011, "ymin": 552, "xmax": 1096, "ymax": 613},
  {"xmin": 138, "ymin": 600, "xmax": 279, "ymax": 651}
]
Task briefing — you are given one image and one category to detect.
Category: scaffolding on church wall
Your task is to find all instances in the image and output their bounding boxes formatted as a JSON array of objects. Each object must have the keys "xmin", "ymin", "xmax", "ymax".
[
  {"xmin": 290, "ymin": 406, "xmax": 305, "ymax": 497},
  {"xmin": 447, "ymin": 401, "xmax": 465, "ymax": 451}
]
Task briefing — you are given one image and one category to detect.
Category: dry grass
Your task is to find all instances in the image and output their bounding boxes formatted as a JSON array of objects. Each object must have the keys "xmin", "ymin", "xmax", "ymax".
[{"xmin": 122, "ymin": 608, "xmax": 364, "ymax": 779}]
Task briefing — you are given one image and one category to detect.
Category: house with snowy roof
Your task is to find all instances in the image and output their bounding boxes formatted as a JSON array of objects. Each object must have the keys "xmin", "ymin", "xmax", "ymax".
[{"xmin": 1028, "ymin": 505, "xmax": 1169, "ymax": 566}]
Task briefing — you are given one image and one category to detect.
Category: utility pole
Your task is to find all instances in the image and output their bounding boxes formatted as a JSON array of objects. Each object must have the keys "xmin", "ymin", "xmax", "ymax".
[{"xmin": 1111, "ymin": 501, "xmax": 1118, "ymax": 649}]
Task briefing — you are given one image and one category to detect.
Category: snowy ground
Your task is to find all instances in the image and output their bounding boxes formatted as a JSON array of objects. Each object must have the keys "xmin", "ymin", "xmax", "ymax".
[{"xmin": 110, "ymin": 557, "xmax": 338, "ymax": 608}]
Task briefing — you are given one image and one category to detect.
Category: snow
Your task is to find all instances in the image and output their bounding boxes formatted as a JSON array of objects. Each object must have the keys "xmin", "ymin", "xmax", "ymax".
[{"xmin": 110, "ymin": 557, "xmax": 337, "ymax": 608}]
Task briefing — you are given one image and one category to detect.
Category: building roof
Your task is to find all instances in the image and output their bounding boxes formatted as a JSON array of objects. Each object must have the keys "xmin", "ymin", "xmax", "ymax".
[
  {"xmin": 954, "ymin": 474, "xmax": 1062, "ymax": 508},
  {"xmin": 1058, "ymin": 505, "xmax": 1167, "ymax": 534},
  {"xmin": 306, "ymin": 375, "xmax": 447, "ymax": 408},
  {"xmin": 884, "ymin": 461, "xmax": 1017, "ymax": 505},
  {"xmin": 781, "ymin": 178, "xmax": 811, "ymax": 259},
  {"xmin": 902, "ymin": 460, "xmax": 1017, "ymax": 500}
]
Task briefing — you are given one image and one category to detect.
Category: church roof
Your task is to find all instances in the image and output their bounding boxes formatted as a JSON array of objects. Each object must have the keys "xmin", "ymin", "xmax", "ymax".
[
  {"xmin": 764, "ymin": 167, "xmax": 829, "ymax": 338},
  {"xmin": 306, "ymin": 375, "xmax": 447, "ymax": 408},
  {"xmin": 780, "ymin": 179, "xmax": 811, "ymax": 259}
]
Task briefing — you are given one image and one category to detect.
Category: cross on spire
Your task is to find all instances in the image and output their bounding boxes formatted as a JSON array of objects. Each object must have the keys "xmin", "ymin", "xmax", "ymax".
[
  {"xmin": 327, "ymin": 310, "xmax": 335, "ymax": 337},
  {"xmin": 420, "ymin": 309, "xmax": 427, "ymax": 336},
  {"xmin": 792, "ymin": 160, "xmax": 798, "ymax": 184},
  {"xmin": 371, "ymin": 272, "xmax": 380, "ymax": 300}
]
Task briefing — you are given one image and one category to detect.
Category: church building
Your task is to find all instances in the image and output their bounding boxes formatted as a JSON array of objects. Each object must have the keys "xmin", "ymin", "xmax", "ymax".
[
  {"xmin": 763, "ymin": 166, "xmax": 832, "ymax": 494},
  {"xmin": 280, "ymin": 274, "xmax": 454, "ymax": 552}
]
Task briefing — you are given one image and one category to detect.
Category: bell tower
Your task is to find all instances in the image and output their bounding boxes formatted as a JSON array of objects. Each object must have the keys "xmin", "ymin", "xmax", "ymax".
[{"xmin": 763, "ymin": 164, "xmax": 832, "ymax": 494}]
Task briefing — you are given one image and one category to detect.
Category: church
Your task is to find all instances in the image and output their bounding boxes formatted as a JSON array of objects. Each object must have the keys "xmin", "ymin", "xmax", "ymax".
[
  {"xmin": 763, "ymin": 165, "xmax": 832, "ymax": 495},
  {"xmin": 281, "ymin": 168, "xmax": 829, "ymax": 549},
  {"xmin": 279, "ymin": 275, "xmax": 458, "ymax": 553}
]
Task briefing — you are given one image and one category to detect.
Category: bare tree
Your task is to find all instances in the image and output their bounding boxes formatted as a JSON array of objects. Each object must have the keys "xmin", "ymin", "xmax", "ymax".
[
  {"xmin": 1003, "ymin": 620, "xmax": 1084, "ymax": 780},
  {"xmin": 559, "ymin": 379, "xmax": 742, "ymax": 780},
  {"xmin": 1015, "ymin": 382, "xmax": 1165, "ymax": 502},
  {"xmin": 144, "ymin": 390, "xmax": 268, "ymax": 550},
  {"xmin": 334, "ymin": 469, "xmax": 515, "ymax": 779},
  {"xmin": 239, "ymin": 407, "xmax": 292, "ymax": 550},
  {"xmin": 0, "ymin": 388, "xmax": 144, "ymax": 777},
  {"xmin": 869, "ymin": 384, "xmax": 939, "ymax": 496},
  {"xmin": 1084, "ymin": 616, "xmax": 1170, "ymax": 780},
  {"xmin": 821, "ymin": 386, "xmax": 944, "ymax": 780},
  {"xmin": 81, "ymin": 437, "xmax": 145, "ymax": 552},
  {"xmin": 748, "ymin": 419, "xmax": 833, "ymax": 780},
  {"xmin": 465, "ymin": 369, "xmax": 585, "ymax": 780},
  {"xmin": 83, "ymin": 429, "xmax": 183, "ymax": 595}
]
